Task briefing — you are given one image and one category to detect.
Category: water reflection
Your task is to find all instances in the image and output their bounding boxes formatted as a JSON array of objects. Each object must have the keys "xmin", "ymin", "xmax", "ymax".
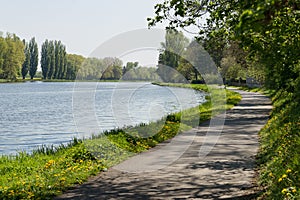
[{"xmin": 0, "ymin": 82, "xmax": 205, "ymax": 155}]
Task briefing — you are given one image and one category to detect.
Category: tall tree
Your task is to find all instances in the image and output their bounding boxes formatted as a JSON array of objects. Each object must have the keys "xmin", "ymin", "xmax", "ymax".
[
  {"xmin": 0, "ymin": 33, "xmax": 25, "ymax": 80},
  {"xmin": 65, "ymin": 54, "xmax": 85, "ymax": 80},
  {"xmin": 157, "ymin": 30, "xmax": 189, "ymax": 82},
  {"xmin": 0, "ymin": 37, "xmax": 7, "ymax": 76},
  {"xmin": 60, "ymin": 45, "xmax": 67, "ymax": 79},
  {"xmin": 21, "ymin": 40, "xmax": 30, "ymax": 79},
  {"xmin": 158, "ymin": 30, "xmax": 189, "ymax": 68},
  {"xmin": 47, "ymin": 41, "xmax": 55, "ymax": 79},
  {"xmin": 57, "ymin": 44, "xmax": 66, "ymax": 79},
  {"xmin": 29, "ymin": 37, "xmax": 38, "ymax": 79},
  {"xmin": 53, "ymin": 40, "xmax": 61, "ymax": 79},
  {"xmin": 41, "ymin": 39, "xmax": 49, "ymax": 79}
]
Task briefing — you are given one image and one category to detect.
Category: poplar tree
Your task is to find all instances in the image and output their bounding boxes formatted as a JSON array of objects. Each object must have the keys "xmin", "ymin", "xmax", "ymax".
[
  {"xmin": 29, "ymin": 37, "xmax": 38, "ymax": 79},
  {"xmin": 21, "ymin": 41, "xmax": 30, "ymax": 79},
  {"xmin": 47, "ymin": 41, "xmax": 55, "ymax": 79},
  {"xmin": 41, "ymin": 39, "xmax": 49, "ymax": 79}
]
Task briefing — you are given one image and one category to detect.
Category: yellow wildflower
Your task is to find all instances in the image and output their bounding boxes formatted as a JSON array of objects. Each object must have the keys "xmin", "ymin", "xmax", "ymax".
[
  {"xmin": 269, "ymin": 172, "xmax": 273, "ymax": 177},
  {"xmin": 292, "ymin": 188, "xmax": 297, "ymax": 193},
  {"xmin": 281, "ymin": 188, "xmax": 288, "ymax": 194},
  {"xmin": 286, "ymin": 169, "xmax": 292, "ymax": 173},
  {"xmin": 278, "ymin": 178, "xmax": 283, "ymax": 182},
  {"xmin": 282, "ymin": 174, "xmax": 287, "ymax": 179}
]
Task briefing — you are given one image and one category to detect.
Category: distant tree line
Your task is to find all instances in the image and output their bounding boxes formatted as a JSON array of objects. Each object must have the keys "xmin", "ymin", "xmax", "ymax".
[
  {"xmin": 76, "ymin": 58, "xmax": 158, "ymax": 81},
  {"xmin": 122, "ymin": 62, "xmax": 159, "ymax": 81},
  {"xmin": 0, "ymin": 32, "xmax": 160, "ymax": 82}
]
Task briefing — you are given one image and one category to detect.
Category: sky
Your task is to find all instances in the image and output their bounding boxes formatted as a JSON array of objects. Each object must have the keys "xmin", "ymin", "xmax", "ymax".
[{"xmin": 0, "ymin": 0, "xmax": 167, "ymax": 66}]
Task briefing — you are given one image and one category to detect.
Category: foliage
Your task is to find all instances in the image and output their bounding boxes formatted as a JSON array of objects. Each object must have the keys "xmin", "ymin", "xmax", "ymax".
[
  {"xmin": 65, "ymin": 54, "xmax": 85, "ymax": 80},
  {"xmin": 75, "ymin": 57, "xmax": 122, "ymax": 80},
  {"xmin": 28, "ymin": 37, "xmax": 39, "ymax": 79},
  {"xmin": 157, "ymin": 30, "xmax": 191, "ymax": 82},
  {"xmin": 220, "ymin": 56, "xmax": 246, "ymax": 81},
  {"xmin": 21, "ymin": 41, "xmax": 30, "ymax": 79},
  {"xmin": 122, "ymin": 61, "xmax": 139, "ymax": 75},
  {"xmin": 157, "ymin": 31, "xmax": 223, "ymax": 83},
  {"xmin": 148, "ymin": 0, "xmax": 300, "ymax": 91},
  {"xmin": 41, "ymin": 56, "xmax": 161, "ymax": 81},
  {"xmin": 0, "ymin": 33, "xmax": 25, "ymax": 80},
  {"xmin": 220, "ymin": 41, "xmax": 249, "ymax": 82},
  {"xmin": 46, "ymin": 41, "xmax": 55, "ymax": 79},
  {"xmin": 122, "ymin": 65, "xmax": 160, "ymax": 81},
  {"xmin": 41, "ymin": 39, "xmax": 66, "ymax": 80},
  {"xmin": 158, "ymin": 29, "xmax": 189, "ymax": 69}
]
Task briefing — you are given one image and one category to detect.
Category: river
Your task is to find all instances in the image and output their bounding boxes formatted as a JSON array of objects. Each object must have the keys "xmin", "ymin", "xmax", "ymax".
[{"xmin": 0, "ymin": 82, "xmax": 206, "ymax": 155}]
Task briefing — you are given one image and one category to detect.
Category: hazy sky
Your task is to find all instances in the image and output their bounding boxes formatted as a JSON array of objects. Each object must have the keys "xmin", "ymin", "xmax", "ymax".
[{"xmin": 0, "ymin": 0, "xmax": 167, "ymax": 66}]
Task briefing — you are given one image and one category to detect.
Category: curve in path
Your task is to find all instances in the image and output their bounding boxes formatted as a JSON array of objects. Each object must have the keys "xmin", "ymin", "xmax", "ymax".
[{"xmin": 55, "ymin": 89, "xmax": 272, "ymax": 200}]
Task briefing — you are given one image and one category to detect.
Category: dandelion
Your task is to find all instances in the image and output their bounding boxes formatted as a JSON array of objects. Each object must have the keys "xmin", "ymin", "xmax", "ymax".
[
  {"xmin": 292, "ymin": 188, "xmax": 297, "ymax": 193},
  {"xmin": 45, "ymin": 159, "xmax": 56, "ymax": 169},
  {"xmin": 278, "ymin": 178, "xmax": 283, "ymax": 182},
  {"xmin": 269, "ymin": 172, "xmax": 273, "ymax": 177},
  {"xmin": 281, "ymin": 188, "xmax": 288, "ymax": 194},
  {"xmin": 286, "ymin": 169, "xmax": 292, "ymax": 173},
  {"xmin": 282, "ymin": 174, "xmax": 287, "ymax": 179}
]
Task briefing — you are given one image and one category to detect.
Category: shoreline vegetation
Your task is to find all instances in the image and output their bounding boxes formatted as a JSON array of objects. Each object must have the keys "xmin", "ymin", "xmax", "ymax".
[{"xmin": 0, "ymin": 83, "xmax": 241, "ymax": 199}]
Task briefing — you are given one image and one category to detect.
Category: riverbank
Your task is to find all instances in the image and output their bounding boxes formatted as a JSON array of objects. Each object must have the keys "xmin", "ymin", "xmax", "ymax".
[
  {"xmin": 257, "ymin": 90, "xmax": 299, "ymax": 199},
  {"xmin": 55, "ymin": 88, "xmax": 270, "ymax": 199},
  {"xmin": 0, "ymin": 83, "xmax": 241, "ymax": 199}
]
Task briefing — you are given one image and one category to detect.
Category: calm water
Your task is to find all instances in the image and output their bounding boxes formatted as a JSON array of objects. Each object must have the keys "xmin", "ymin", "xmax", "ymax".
[{"xmin": 0, "ymin": 82, "xmax": 206, "ymax": 155}]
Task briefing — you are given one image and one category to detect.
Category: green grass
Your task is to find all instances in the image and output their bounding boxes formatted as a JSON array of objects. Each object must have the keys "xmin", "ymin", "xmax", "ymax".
[
  {"xmin": 0, "ymin": 139, "xmax": 105, "ymax": 199},
  {"xmin": 152, "ymin": 82, "xmax": 209, "ymax": 92},
  {"xmin": 232, "ymin": 86, "xmax": 300, "ymax": 199},
  {"xmin": 257, "ymin": 90, "xmax": 300, "ymax": 199},
  {"xmin": 0, "ymin": 83, "xmax": 242, "ymax": 199}
]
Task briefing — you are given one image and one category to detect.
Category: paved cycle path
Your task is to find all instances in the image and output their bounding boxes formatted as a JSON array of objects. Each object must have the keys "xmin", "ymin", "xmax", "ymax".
[{"xmin": 55, "ymin": 89, "xmax": 272, "ymax": 200}]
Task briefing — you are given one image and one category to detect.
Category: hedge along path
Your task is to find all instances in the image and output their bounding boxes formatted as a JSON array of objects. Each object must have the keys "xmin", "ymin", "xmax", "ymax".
[{"xmin": 55, "ymin": 89, "xmax": 272, "ymax": 200}]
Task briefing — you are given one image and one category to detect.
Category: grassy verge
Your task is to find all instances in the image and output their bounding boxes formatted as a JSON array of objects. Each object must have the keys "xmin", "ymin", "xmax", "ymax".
[
  {"xmin": 233, "ymin": 85, "xmax": 300, "ymax": 199},
  {"xmin": 0, "ymin": 83, "xmax": 241, "ymax": 199},
  {"xmin": 256, "ymin": 89, "xmax": 300, "ymax": 199},
  {"xmin": 0, "ymin": 139, "xmax": 105, "ymax": 199}
]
